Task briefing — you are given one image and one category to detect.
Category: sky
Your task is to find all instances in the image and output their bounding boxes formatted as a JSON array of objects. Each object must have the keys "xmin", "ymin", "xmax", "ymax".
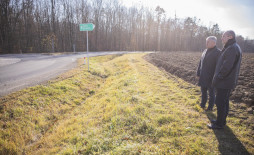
[{"xmin": 120, "ymin": 0, "xmax": 254, "ymax": 39}]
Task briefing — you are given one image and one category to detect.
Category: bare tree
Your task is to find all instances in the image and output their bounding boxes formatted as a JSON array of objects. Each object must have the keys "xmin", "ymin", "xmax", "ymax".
[{"xmin": 0, "ymin": 0, "xmax": 253, "ymax": 53}]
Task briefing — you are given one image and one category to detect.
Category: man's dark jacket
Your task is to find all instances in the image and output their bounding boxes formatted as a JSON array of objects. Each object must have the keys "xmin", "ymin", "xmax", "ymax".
[
  {"xmin": 197, "ymin": 46, "xmax": 220, "ymax": 87},
  {"xmin": 212, "ymin": 39, "xmax": 242, "ymax": 89}
]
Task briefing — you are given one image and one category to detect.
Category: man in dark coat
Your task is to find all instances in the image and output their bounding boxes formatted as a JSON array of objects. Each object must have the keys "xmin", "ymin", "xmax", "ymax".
[
  {"xmin": 197, "ymin": 36, "xmax": 220, "ymax": 111},
  {"xmin": 208, "ymin": 30, "xmax": 242, "ymax": 129}
]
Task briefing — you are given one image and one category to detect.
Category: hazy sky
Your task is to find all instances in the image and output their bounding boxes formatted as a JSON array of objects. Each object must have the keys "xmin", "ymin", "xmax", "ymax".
[{"xmin": 121, "ymin": 0, "xmax": 254, "ymax": 39}]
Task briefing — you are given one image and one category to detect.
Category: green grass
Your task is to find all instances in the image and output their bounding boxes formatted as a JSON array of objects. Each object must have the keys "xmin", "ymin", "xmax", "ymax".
[{"xmin": 0, "ymin": 54, "xmax": 253, "ymax": 154}]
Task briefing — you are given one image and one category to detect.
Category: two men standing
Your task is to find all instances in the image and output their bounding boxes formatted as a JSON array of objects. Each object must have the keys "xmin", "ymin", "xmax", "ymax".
[{"xmin": 197, "ymin": 30, "xmax": 242, "ymax": 129}]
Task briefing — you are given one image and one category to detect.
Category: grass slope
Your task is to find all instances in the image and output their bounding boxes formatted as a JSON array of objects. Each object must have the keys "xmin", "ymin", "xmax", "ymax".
[{"xmin": 0, "ymin": 54, "xmax": 253, "ymax": 154}]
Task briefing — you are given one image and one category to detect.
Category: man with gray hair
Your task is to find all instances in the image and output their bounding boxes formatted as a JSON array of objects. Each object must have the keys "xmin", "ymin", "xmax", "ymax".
[
  {"xmin": 208, "ymin": 30, "xmax": 242, "ymax": 129},
  {"xmin": 197, "ymin": 36, "xmax": 220, "ymax": 111}
]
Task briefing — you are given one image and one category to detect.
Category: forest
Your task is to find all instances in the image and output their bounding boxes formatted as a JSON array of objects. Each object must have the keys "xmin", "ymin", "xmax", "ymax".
[{"xmin": 1, "ymin": 0, "xmax": 254, "ymax": 53}]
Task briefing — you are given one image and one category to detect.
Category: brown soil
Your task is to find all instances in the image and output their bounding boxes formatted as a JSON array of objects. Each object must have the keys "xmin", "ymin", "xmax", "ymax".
[{"xmin": 144, "ymin": 51, "xmax": 254, "ymax": 107}]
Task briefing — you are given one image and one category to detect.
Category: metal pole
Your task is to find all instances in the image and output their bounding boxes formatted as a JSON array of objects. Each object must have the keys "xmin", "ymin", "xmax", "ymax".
[
  {"xmin": 87, "ymin": 31, "xmax": 89, "ymax": 71},
  {"xmin": 52, "ymin": 38, "xmax": 55, "ymax": 53}
]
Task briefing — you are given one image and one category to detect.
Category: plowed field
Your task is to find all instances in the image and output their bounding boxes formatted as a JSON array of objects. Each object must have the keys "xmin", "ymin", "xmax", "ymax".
[{"xmin": 145, "ymin": 51, "xmax": 254, "ymax": 107}]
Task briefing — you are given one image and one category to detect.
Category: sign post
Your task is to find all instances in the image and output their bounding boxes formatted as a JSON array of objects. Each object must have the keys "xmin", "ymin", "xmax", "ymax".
[{"xmin": 80, "ymin": 23, "xmax": 95, "ymax": 71}]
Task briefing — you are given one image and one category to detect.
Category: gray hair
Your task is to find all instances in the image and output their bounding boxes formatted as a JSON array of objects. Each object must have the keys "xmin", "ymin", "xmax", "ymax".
[
  {"xmin": 206, "ymin": 36, "xmax": 217, "ymax": 43},
  {"xmin": 225, "ymin": 30, "xmax": 236, "ymax": 39}
]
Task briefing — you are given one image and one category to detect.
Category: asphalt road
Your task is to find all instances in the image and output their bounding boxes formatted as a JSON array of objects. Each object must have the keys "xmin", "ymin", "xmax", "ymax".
[{"xmin": 0, "ymin": 51, "xmax": 142, "ymax": 97}]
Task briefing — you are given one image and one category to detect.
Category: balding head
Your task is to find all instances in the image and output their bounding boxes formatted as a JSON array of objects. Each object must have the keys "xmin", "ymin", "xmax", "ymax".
[
  {"xmin": 225, "ymin": 30, "xmax": 235, "ymax": 39},
  {"xmin": 222, "ymin": 30, "xmax": 236, "ymax": 45}
]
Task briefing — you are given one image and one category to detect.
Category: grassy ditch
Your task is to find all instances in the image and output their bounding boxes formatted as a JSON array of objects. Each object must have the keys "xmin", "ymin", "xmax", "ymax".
[{"xmin": 0, "ymin": 54, "xmax": 253, "ymax": 154}]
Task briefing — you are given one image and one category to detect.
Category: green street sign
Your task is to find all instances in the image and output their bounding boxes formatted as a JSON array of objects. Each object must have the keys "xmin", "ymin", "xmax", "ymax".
[{"xmin": 80, "ymin": 23, "xmax": 95, "ymax": 31}]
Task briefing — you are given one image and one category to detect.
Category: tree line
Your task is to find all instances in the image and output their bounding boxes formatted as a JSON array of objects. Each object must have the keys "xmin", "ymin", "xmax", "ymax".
[{"xmin": 1, "ymin": 0, "xmax": 254, "ymax": 53}]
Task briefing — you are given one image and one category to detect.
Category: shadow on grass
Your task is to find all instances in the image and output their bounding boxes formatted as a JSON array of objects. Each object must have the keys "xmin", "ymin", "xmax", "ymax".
[{"xmin": 206, "ymin": 112, "xmax": 250, "ymax": 155}]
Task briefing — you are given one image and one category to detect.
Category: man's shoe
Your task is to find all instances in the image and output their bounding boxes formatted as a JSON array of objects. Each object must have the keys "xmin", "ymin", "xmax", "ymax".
[
  {"xmin": 206, "ymin": 108, "xmax": 213, "ymax": 111},
  {"xmin": 200, "ymin": 105, "xmax": 205, "ymax": 109},
  {"xmin": 210, "ymin": 120, "xmax": 216, "ymax": 124},
  {"xmin": 207, "ymin": 123, "xmax": 223, "ymax": 129}
]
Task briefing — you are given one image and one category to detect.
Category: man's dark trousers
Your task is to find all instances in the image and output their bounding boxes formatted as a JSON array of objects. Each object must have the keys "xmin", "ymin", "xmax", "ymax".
[
  {"xmin": 215, "ymin": 88, "xmax": 231, "ymax": 127},
  {"xmin": 200, "ymin": 86, "xmax": 215, "ymax": 110}
]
